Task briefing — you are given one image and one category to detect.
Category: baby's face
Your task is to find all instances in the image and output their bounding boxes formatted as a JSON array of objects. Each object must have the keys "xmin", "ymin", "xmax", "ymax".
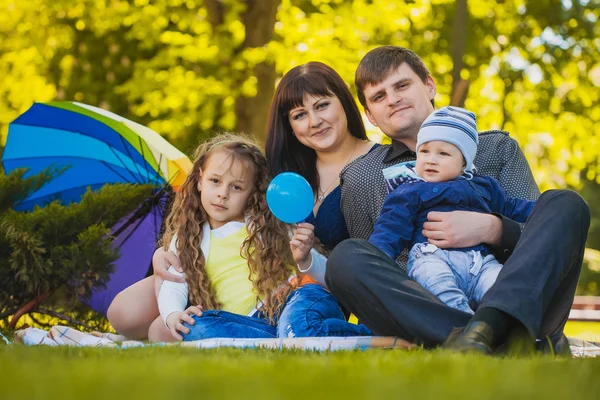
[{"xmin": 415, "ymin": 141, "xmax": 465, "ymax": 182}]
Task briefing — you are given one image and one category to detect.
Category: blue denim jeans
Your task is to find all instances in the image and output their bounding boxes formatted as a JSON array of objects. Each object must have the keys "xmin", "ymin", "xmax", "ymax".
[
  {"xmin": 182, "ymin": 310, "xmax": 276, "ymax": 341},
  {"xmin": 277, "ymin": 284, "xmax": 372, "ymax": 338},
  {"xmin": 182, "ymin": 284, "xmax": 372, "ymax": 341},
  {"xmin": 407, "ymin": 243, "xmax": 502, "ymax": 314}
]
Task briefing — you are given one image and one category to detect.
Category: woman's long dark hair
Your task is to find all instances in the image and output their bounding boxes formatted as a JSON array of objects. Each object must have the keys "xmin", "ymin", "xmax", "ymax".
[{"xmin": 265, "ymin": 62, "xmax": 367, "ymax": 191}]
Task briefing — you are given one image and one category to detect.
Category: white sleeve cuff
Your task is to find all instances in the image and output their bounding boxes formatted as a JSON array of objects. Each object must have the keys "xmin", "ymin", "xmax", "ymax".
[
  {"xmin": 157, "ymin": 266, "xmax": 188, "ymax": 324},
  {"xmin": 297, "ymin": 248, "xmax": 327, "ymax": 287}
]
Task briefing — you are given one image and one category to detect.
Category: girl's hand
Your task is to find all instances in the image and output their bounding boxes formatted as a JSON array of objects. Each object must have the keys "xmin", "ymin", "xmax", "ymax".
[
  {"xmin": 165, "ymin": 305, "xmax": 203, "ymax": 341},
  {"xmin": 153, "ymin": 248, "xmax": 185, "ymax": 297},
  {"xmin": 290, "ymin": 222, "xmax": 315, "ymax": 270}
]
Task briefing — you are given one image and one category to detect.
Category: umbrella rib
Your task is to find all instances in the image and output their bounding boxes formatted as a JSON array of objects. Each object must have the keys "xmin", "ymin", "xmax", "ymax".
[
  {"xmin": 155, "ymin": 193, "xmax": 165, "ymax": 241},
  {"xmin": 118, "ymin": 135, "xmax": 147, "ymax": 183},
  {"xmin": 101, "ymin": 161, "xmax": 144, "ymax": 185},
  {"xmin": 113, "ymin": 212, "xmax": 147, "ymax": 246},
  {"xmin": 155, "ymin": 153, "xmax": 165, "ymax": 186},
  {"xmin": 165, "ymin": 169, "xmax": 181, "ymax": 187},
  {"xmin": 107, "ymin": 147, "xmax": 149, "ymax": 184},
  {"xmin": 137, "ymin": 136, "xmax": 155, "ymax": 186}
]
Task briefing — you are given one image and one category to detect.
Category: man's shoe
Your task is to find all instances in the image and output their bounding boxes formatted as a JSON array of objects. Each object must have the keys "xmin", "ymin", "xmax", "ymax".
[
  {"xmin": 538, "ymin": 333, "xmax": 572, "ymax": 357},
  {"xmin": 443, "ymin": 321, "xmax": 495, "ymax": 355},
  {"xmin": 493, "ymin": 323, "xmax": 535, "ymax": 356}
]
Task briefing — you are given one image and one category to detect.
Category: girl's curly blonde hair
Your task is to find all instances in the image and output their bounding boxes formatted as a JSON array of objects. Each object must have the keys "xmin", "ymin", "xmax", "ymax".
[{"xmin": 161, "ymin": 133, "xmax": 298, "ymax": 322}]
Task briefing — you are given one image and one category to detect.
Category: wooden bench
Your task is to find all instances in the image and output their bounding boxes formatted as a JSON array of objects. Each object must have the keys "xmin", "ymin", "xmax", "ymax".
[{"xmin": 569, "ymin": 296, "xmax": 600, "ymax": 321}]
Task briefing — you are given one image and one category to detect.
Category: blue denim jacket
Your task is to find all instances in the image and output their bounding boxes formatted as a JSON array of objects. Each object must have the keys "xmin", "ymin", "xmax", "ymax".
[{"xmin": 369, "ymin": 174, "xmax": 536, "ymax": 261}]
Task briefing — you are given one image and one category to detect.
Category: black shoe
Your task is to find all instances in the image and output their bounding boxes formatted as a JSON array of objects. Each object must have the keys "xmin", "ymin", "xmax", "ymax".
[
  {"xmin": 495, "ymin": 324, "xmax": 536, "ymax": 357},
  {"xmin": 443, "ymin": 321, "xmax": 495, "ymax": 355},
  {"xmin": 537, "ymin": 333, "xmax": 572, "ymax": 357}
]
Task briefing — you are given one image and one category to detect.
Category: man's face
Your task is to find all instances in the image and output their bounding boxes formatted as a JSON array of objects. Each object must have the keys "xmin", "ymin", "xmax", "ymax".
[{"xmin": 362, "ymin": 63, "xmax": 436, "ymax": 143}]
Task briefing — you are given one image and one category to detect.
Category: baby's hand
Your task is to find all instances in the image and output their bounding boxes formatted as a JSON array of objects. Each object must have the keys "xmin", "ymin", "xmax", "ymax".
[
  {"xmin": 290, "ymin": 222, "xmax": 315, "ymax": 270},
  {"xmin": 165, "ymin": 305, "xmax": 203, "ymax": 341}
]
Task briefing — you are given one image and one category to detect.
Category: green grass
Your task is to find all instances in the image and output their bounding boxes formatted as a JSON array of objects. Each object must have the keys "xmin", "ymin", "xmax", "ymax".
[{"xmin": 2, "ymin": 346, "xmax": 600, "ymax": 399}]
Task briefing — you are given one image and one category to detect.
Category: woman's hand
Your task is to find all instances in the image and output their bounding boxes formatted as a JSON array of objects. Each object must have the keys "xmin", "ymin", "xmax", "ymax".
[
  {"xmin": 290, "ymin": 222, "xmax": 316, "ymax": 270},
  {"xmin": 165, "ymin": 305, "xmax": 203, "ymax": 341},
  {"xmin": 153, "ymin": 247, "xmax": 185, "ymax": 297}
]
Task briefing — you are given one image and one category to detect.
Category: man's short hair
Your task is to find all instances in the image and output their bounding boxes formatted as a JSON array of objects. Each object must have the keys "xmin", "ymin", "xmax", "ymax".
[{"xmin": 355, "ymin": 46, "xmax": 431, "ymax": 108}]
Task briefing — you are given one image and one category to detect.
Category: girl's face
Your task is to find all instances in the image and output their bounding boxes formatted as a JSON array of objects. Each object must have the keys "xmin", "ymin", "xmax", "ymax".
[
  {"xmin": 288, "ymin": 93, "xmax": 350, "ymax": 153},
  {"xmin": 197, "ymin": 150, "xmax": 255, "ymax": 229},
  {"xmin": 415, "ymin": 141, "xmax": 465, "ymax": 182}
]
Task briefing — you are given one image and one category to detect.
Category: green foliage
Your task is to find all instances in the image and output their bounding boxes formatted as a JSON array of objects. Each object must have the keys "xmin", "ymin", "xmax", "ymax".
[
  {"xmin": 0, "ymin": 167, "xmax": 63, "ymax": 214},
  {"xmin": 2, "ymin": 0, "xmax": 598, "ymax": 187},
  {"xmin": 0, "ymin": 167, "xmax": 155, "ymax": 328}
]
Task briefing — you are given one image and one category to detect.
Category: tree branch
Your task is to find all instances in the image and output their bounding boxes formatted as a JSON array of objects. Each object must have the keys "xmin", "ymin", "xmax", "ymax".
[
  {"xmin": 450, "ymin": 0, "xmax": 469, "ymax": 107},
  {"xmin": 204, "ymin": 0, "xmax": 226, "ymax": 31},
  {"xmin": 501, "ymin": 83, "xmax": 511, "ymax": 131},
  {"xmin": 8, "ymin": 293, "xmax": 47, "ymax": 330},
  {"xmin": 36, "ymin": 308, "xmax": 96, "ymax": 331},
  {"xmin": 235, "ymin": 0, "xmax": 281, "ymax": 141},
  {"xmin": 0, "ymin": 308, "xmax": 18, "ymax": 320}
]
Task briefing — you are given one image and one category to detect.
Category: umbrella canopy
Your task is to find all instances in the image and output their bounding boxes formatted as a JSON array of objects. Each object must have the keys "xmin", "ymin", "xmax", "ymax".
[
  {"xmin": 3, "ymin": 102, "xmax": 191, "ymax": 210},
  {"xmin": 2, "ymin": 102, "xmax": 192, "ymax": 315}
]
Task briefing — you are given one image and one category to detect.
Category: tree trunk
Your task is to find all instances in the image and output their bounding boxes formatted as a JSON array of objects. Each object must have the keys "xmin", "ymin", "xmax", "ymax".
[
  {"xmin": 235, "ymin": 0, "xmax": 281, "ymax": 142},
  {"xmin": 450, "ymin": 0, "xmax": 469, "ymax": 107}
]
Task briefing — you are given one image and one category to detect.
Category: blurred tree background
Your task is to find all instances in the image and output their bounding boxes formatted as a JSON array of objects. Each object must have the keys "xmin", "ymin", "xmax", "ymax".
[{"xmin": 1, "ymin": 0, "xmax": 600, "ymax": 292}]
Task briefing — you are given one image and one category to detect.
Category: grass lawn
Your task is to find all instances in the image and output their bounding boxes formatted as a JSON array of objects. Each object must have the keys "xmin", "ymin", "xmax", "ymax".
[{"xmin": 2, "ymin": 345, "xmax": 600, "ymax": 400}]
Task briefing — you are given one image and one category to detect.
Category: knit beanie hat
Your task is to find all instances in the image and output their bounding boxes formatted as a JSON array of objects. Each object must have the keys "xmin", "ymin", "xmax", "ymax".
[{"xmin": 416, "ymin": 106, "xmax": 478, "ymax": 173}]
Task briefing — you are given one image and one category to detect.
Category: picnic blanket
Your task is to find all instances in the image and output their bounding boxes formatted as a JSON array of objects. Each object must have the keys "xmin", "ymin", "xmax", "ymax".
[
  {"xmin": 10, "ymin": 326, "xmax": 600, "ymax": 356},
  {"xmin": 11, "ymin": 326, "xmax": 413, "ymax": 351}
]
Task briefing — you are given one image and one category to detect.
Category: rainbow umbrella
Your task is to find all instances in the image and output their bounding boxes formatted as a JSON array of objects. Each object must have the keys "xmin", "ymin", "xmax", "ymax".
[{"xmin": 2, "ymin": 101, "xmax": 192, "ymax": 315}]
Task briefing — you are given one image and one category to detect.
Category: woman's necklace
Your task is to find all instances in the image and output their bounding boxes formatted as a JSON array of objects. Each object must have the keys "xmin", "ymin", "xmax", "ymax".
[{"xmin": 317, "ymin": 140, "xmax": 358, "ymax": 203}]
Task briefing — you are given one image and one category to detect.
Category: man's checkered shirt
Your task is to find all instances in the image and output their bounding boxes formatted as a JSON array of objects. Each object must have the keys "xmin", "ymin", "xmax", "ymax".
[{"xmin": 340, "ymin": 130, "xmax": 540, "ymax": 268}]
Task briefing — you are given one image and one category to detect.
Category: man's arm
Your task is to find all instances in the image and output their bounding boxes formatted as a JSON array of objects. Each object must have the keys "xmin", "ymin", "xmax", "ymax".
[
  {"xmin": 480, "ymin": 132, "xmax": 540, "ymax": 260},
  {"xmin": 423, "ymin": 211, "xmax": 502, "ymax": 247},
  {"xmin": 489, "ymin": 132, "xmax": 540, "ymax": 201}
]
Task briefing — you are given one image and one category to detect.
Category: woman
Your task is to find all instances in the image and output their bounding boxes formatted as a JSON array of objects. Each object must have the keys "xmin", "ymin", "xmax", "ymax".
[
  {"xmin": 107, "ymin": 62, "xmax": 376, "ymax": 339},
  {"xmin": 265, "ymin": 61, "xmax": 376, "ymax": 250},
  {"xmin": 264, "ymin": 62, "xmax": 377, "ymax": 338}
]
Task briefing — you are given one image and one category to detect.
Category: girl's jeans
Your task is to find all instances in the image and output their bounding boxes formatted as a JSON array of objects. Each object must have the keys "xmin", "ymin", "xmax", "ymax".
[
  {"xmin": 182, "ymin": 284, "xmax": 371, "ymax": 341},
  {"xmin": 407, "ymin": 243, "xmax": 502, "ymax": 314},
  {"xmin": 277, "ymin": 284, "xmax": 371, "ymax": 338}
]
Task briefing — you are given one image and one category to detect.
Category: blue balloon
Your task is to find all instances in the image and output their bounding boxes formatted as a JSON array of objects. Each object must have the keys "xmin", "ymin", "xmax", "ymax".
[{"xmin": 267, "ymin": 172, "xmax": 314, "ymax": 224}]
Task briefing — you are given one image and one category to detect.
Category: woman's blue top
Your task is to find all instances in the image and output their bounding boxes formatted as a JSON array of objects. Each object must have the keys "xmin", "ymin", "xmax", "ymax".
[{"xmin": 305, "ymin": 144, "xmax": 380, "ymax": 251}]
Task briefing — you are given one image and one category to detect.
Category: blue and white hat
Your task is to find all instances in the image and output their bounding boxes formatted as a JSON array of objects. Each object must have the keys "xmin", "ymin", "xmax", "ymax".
[{"xmin": 416, "ymin": 106, "xmax": 478, "ymax": 173}]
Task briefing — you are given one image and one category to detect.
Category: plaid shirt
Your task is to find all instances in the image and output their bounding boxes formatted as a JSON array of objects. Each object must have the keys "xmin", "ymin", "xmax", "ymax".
[{"xmin": 340, "ymin": 130, "xmax": 540, "ymax": 268}]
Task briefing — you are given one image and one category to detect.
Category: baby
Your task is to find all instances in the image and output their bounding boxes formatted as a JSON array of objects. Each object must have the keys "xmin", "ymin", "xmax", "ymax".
[{"xmin": 369, "ymin": 106, "xmax": 535, "ymax": 314}]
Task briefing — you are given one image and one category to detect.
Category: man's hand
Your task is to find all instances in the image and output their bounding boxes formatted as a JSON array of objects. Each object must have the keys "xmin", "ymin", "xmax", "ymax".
[
  {"xmin": 153, "ymin": 247, "xmax": 185, "ymax": 297},
  {"xmin": 422, "ymin": 211, "xmax": 502, "ymax": 248},
  {"xmin": 165, "ymin": 305, "xmax": 203, "ymax": 341},
  {"xmin": 290, "ymin": 222, "xmax": 315, "ymax": 270}
]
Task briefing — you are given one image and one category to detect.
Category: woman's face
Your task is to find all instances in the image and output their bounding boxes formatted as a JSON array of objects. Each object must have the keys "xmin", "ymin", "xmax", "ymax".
[{"xmin": 288, "ymin": 93, "xmax": 350, "ymax": 153}]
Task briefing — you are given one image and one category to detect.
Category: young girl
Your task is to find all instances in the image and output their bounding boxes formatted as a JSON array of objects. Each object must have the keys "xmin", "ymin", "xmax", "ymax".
[
  {"xmin": 153, "ymin": 133, "xmax": 291, "ymax": 341},
  {"xmin": 154, "ymin": 133, "xmax": 370, "ymax": 342}
]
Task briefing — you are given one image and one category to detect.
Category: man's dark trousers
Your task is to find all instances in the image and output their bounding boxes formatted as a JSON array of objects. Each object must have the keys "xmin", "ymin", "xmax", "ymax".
[{"xmin": 325, "ymin": 190, "xmax": 590, "ymax": 348}]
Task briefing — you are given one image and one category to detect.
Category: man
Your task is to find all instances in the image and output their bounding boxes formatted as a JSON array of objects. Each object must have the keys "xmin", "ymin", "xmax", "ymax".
[{"xmin": 325, "ymin": 46, "xmax": 590, "ymax": 354}]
